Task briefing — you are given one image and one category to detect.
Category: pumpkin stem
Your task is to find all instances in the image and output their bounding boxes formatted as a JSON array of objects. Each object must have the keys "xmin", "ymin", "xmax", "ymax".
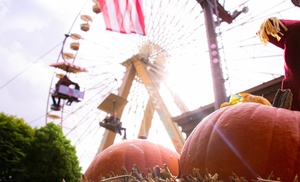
[{"xmin": 272, "ymin": 89, "xmax": 293, "ymax": 109}]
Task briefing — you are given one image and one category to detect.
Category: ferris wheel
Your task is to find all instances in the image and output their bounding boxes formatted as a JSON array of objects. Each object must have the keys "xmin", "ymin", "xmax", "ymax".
[{"xmin": 45, "ymin": 0, "xmax": 300, "ymax": 170}]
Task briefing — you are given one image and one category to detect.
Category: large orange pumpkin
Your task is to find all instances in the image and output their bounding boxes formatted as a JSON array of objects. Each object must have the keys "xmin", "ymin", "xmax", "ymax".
[
  {"xmin": 85, "ymin": 139, "xmax": 179, "ymax": 181},
  {"xmin": 179, "ymin": 103, "xmax": 300, "ymax": 181}
]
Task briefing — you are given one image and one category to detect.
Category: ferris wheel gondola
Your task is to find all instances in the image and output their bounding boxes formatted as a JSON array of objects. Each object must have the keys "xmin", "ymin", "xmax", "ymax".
[
  {"xmin": 48, "ymin": 68, "xmax": 85, "ymax": 111},
  {"xmin": 98, "ymin": 93, "xmax": 128, "ymax": 139},
  {"xmin": 48, "ymin": 32, "xmax": 87, "ymax": 112}
]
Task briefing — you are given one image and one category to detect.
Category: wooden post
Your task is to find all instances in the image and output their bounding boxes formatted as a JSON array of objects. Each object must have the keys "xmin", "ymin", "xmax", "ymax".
[{"xmin": 197, "ymin": 0, "xmax": 227, "ymax": 109}]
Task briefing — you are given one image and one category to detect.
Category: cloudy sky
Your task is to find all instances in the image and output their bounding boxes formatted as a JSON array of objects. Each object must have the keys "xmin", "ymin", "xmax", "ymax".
[
  {"xmin": 0, "ymin": 0, "xmax": 86, "ymax": 124},
  {"xmin": 0, "ymin": 0, "xmax": 96, "ymax": 170},
  {"xmin": 1, "ymin": 0, "xmax": 299, "ymax": 172}
]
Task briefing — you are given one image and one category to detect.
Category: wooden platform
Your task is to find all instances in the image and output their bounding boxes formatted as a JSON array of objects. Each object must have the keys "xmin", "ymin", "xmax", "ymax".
[{"xmin": 99, "ymin": 122, "xmax": 121, "ymax": 134}]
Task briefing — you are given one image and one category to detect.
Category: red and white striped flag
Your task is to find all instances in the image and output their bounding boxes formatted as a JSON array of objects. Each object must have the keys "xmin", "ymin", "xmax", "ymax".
[{"xmin": 98, "ymin": 0, "xmax": 146, "ymax": 36}]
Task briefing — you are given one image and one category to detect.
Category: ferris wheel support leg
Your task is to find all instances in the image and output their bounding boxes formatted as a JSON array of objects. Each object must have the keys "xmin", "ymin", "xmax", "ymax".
[
  {"xmin": 131, "ymin": 56, "xmax": 185, "ymax": 153},
  {"xmin": 138, "ymin": 100, "xmax": 155, "ymax": 138},
  {"xmin": 96, "ymin": 130, "xmax": 116, "ymax": 155},
  {"xmin": 97, "ymin": 62, "xmax": 136, "ymax": 153}
]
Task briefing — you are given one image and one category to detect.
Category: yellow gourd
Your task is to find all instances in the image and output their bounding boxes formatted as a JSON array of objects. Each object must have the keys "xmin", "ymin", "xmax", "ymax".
[{"xmin": 221, "ymin": 93, "xmax": 271, "ymax": 108}]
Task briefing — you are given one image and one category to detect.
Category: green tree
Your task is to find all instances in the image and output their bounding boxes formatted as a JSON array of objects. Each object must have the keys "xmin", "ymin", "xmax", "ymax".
[
  {"xmin": 22, "ymin": 122, "xmax": 82, "ymax": 182},
  {"xmin": 0, "ymin": 112, "xmax": 34, "ymax": 181}
]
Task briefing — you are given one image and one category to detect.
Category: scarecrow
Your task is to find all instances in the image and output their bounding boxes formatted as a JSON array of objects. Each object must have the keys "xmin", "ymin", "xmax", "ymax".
[{"xmin": 257, "ymin": 17, "xmax": 300, "ymax": 111}]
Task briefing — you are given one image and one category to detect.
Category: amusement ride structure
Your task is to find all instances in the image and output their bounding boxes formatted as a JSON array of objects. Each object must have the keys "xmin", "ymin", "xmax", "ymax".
[{"xmin": 45, "ymin": 0, "xmax": 300, "ymax": 170}]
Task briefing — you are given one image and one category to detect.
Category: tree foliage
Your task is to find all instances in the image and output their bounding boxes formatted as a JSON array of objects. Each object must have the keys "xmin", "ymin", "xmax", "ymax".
[
  {"xmin": 0, "ymin": 112, "xmax": 34, "ymax": 181},
  {"xmin": 0, "ymin": 112, "xmax": 82, "ymax": 182},
  {"xmin": 22, "ymin": 122, "xmax": 82, "ymax": 182}
]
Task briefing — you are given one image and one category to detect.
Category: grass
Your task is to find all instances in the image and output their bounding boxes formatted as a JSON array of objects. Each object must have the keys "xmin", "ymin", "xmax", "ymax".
[{"xmin": 80, "ymin": 164, "xmax": 298, "ymax": 182}]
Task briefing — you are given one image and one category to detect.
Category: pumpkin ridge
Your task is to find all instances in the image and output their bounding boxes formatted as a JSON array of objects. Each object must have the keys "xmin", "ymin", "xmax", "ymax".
[
  {"xmin": 204, "ymin": 107, "xmax": 229, "ymax": 170},
  {"xmin": 125, "ymin": 141, "xmax": 129, "ymax": 173},
  {"xmin": 267, "ymin": 108, "xmax": 299, "ymax": 180},
  {"xmin": 127, "ymin": 140, "xmax": 147, "ymax": 173},
  {"xmin": 208, "ymin": 103, "xmax": 272, "ymax": 178},
  {"xmin": 142, "ymin": 142, "xmax": 148, "ymax": 172},
  {"xmin": 179, "ymin": 110, "xmax": 197, "ymax": 176},
  {"xmin": 156, "ymin": 143, "xmax": 164, "ymax": 169},
  {"xmin": 247, "ymin": 104, "xmax": 283, "ymax": 178},
  {"xmin": 179, "ymin": 124, "xmax": 192, "ymax": 175},
  {"xmin": 213, "ymin": 104, "xmax": 261, "ymax": 177},
  {"xmin": 292, "ymin": 110, "xmax": 300, "ymax": 178},
  {"xmin": 262, "ymin": 105, "xmax": 277, "ymax": 178}
]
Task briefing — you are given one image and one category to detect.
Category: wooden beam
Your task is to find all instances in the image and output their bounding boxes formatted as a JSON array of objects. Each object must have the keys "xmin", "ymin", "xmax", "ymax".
[{"xmin": 173, "ymin": 76, "xmax": 283, "ymax": 139}]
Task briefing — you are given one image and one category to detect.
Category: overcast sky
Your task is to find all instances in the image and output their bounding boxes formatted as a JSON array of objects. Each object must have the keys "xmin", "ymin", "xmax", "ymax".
[
  {"xmin": 0, "ymin": 0, "xmax": 85, "ymax": 125},
  {"xmin": 0, "ymin": 0, "xmax": 95, "ymax": 170}
]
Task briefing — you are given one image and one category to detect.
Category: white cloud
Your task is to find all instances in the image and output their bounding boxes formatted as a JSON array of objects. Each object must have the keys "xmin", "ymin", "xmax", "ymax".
[{"xmin": 0, "ymin": 0, "xmax": 10, "ymax": 19}]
